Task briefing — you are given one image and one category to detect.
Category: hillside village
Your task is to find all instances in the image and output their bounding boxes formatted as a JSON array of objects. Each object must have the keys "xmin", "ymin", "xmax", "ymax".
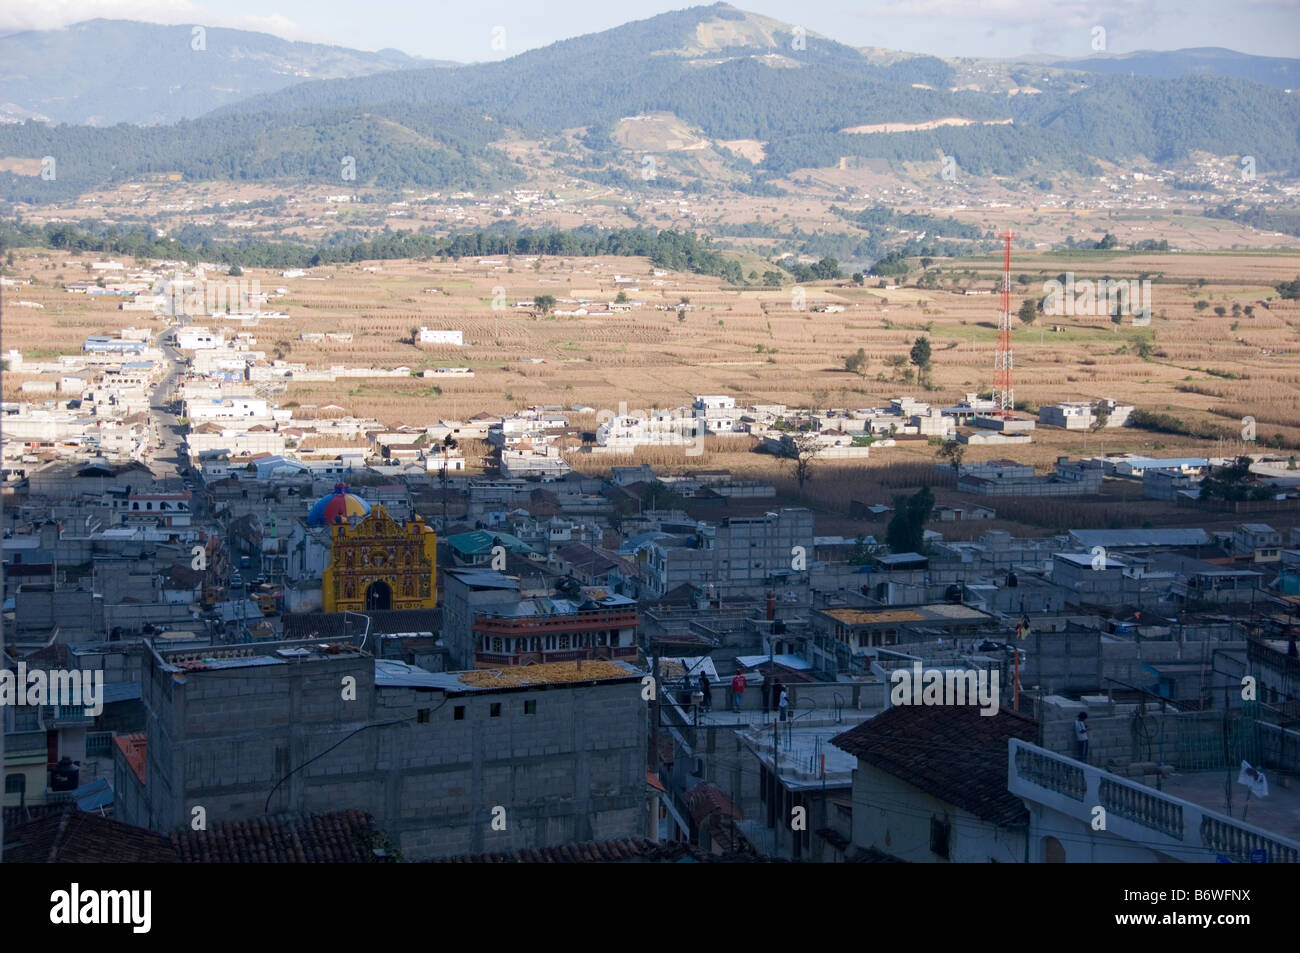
[{"xmin": 4, "ymin": 255, "xmax": 1300, "ymax": 865}]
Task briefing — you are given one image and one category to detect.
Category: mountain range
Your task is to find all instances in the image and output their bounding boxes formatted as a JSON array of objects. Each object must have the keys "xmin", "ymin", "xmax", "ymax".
[
  {"xmin": 0, "ymin": 18, "xmax": 436, "ymax": 126},
  {"xmin": 1, "ymin": 5, "xmax": 1297, "ymax": 205}
]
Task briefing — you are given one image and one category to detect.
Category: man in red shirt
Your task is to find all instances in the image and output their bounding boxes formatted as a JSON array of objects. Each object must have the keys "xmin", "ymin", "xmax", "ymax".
[{"xmin": 731, "ymin": 672, "xmax": 747, "ymax": 711}]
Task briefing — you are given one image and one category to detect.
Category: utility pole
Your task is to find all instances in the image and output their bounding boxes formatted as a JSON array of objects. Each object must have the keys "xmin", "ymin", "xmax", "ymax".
[
  {"xmin": 440, "ymin": 434, "xmax": 457, "ymax": 533},
  {"xmin": 771, "ymin": 708, "xmax": 780, "ymax": 856},
  {"xmin": 1014, "ymin": 644, "xmax": 1021, "ymax": 712}
]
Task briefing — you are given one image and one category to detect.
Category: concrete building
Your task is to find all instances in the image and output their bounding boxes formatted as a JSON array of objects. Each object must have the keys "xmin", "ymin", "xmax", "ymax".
[
  {"xmin": 116, "ymin": 638, "xmax": 648, "ymax": 859},
  {"xmin": 441, "ymin": 568, "xmax": 523, "ymax": 669},
  {"xmin": 1038, "ymin": 398, "xmax": 1133, "ymax": 430},
  {"xmin": 957, "ymin": 460, "xmax": 1101, "ymax": 496},
  {"xmin": 811, "ymin": 604, "xmax": 998, "ymax": 674},
  {"xmin": 472, "ymin": 592, "xmax": 640, "ymax": 668},
  {"xmin": 174, "ymin": 327, "xmax": 225, "ymax": 351},
  {"xmin": 1235, "ymin": 523, "xmax": 1283, "ymax": 563},
  {"xmin": 645, "ymin": 508, "xmax": 815, "ymax": 598},
  {"xmin": 1143, "ymin": 469, "xmax": 1202, "ymax": 500},
  {"xmin": 500, "ymin": 445, "xmax": 572, "ymax": 480},
  {"xmin": 83, "ymin": 337, "xmax": 146, "ymax": 355}
]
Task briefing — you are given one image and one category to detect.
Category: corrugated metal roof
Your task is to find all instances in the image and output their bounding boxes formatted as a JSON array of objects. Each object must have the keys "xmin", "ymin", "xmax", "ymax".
[
  {"xmin": 1069, "ymin": 528, "xmax": 1210, "ymax": 548},
  {"xmin": 374, "ymin": 659, "xmax": 446, "ymax": 688},
  {"xmin": 73, "ymin": 777, "xmax": 114, "ymax": 812},
  {"xmin": 102, "ymin": 681, "xmax": 142, "ymax": 705},
  {"xmin": 735, "ymin": 654, "xmax": 812, "ymax": 671},
  {"xmin": 198, "ymin": 655, "xmax": 285, "ymax": 670},
  {"xmin": 443, "ymin": 568, "xmax": 520, "ymax": 590}
]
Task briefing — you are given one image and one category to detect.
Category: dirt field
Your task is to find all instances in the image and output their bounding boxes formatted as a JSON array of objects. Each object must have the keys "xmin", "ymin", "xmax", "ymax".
[
  {"xmin": 5, "ymin": 247, "xmax": 1300, "ymax": 536},
  {"xmin": 7, "ymin": 249, "xmax": 1300, "ymax": 441}
]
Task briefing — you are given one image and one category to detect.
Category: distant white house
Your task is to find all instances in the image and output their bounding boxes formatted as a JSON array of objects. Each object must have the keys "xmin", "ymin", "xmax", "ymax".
[
  {"xmin": 175, "ymin": 327, "xmax": 224, "ymax": 351},
  {"xmin": 426, "ymin": 450, "xmax": 467, "ymax": 473},
  {"xmin": 418, "ymin": 328, "xmax": 464, "ymax": 346},
  {"xmin": 1038, "ymin": 398, "xmax": 1133, "ymax": 430}
]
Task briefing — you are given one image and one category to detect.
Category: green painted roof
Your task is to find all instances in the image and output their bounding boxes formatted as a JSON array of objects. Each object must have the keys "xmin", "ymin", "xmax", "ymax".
[{"xmin": 445, "ymin": 530, "xmax": 538, "ymax": 557}]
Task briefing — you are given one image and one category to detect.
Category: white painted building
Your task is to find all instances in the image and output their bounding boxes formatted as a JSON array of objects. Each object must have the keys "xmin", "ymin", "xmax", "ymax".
[
  {"xmin": 184, "ymin": 397, "xmax": 270, "ymax": 421},
  {"xmin": 418, "ymin": 328, "xmax": 464, "ymax": 346},
  {"xmin": 175, "ymin": 327, "xmax": 225, "ymax": 351}
]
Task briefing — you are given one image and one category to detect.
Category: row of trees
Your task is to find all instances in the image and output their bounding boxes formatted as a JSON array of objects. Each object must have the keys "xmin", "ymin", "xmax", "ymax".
[
  {"xmin": 843, "ymin": 337, "xmax": 932, "ymax": 385},
  {"xmin": 0, "ymin": 221, "xmax": 750, "ymax": 284}
]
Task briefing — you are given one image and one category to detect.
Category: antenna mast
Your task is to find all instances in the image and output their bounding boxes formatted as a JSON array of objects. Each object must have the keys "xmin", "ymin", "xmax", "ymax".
[{"xmin": 994, "ymin": 230, "xmax": 1016, "ymax": 417}]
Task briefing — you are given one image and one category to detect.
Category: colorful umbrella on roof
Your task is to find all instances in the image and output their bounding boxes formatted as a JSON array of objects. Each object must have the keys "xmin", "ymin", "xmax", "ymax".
[{"xmin": 307, "ymin": 483, "xmax": 371, "ymax": 526}]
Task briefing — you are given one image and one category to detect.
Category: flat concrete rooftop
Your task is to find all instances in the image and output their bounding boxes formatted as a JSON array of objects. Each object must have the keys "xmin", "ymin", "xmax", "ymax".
[{"xmin": 1160, "ymin": 769, "xmax": 1300, "ymax": 842}]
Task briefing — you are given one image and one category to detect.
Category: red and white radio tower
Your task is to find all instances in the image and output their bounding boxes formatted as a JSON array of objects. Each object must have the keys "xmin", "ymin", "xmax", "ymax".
[{"xmin": 994, "ymin": 230, "xmax": 1016, "ymax": 418}]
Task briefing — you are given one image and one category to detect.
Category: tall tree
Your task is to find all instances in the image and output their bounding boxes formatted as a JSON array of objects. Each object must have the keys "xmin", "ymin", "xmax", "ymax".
[
  {"xmin": 885, "ymin": 486, "xmax": 935, "ymax": 554},
  {"xmin": 783, "ymin": 431, "xmax": 821, "ymax": 493},
  {"xmin": 909, "ymin": 336, "xmax": 932, "ymax": 386},
  {"xmin": 935, "ymin": 439, "xmax": 964, "ymax": 474},
  {"xmin": 1090, "ymin": 400, "xmax": 1111, "ymax": 434}
]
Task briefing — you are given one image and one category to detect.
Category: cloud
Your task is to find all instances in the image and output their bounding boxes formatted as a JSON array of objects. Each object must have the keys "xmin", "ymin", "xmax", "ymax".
[
  {"xmin": 0, "ymin": 0, "xmax": 325, "ymax": 44},
  {"xmin": 858, "ymin": 0, "xmax": 1154, "ymax": 22}
]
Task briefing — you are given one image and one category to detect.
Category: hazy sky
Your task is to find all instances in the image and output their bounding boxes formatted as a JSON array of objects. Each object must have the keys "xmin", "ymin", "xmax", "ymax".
[{"xmin": 5, "ymin": 0, "xmax": 1299, "ymax": 61}]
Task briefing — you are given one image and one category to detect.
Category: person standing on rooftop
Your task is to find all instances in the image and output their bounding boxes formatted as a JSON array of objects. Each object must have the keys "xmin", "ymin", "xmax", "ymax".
[{"xmin": 731, "ymin": 671, "xmax": 747, "ymax": 711}]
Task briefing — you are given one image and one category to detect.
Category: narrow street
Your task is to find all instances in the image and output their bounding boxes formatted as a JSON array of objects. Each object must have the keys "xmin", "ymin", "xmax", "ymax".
[{"xmin": 146, "ymin": 296, "xmax": 187, "ymax": 482}]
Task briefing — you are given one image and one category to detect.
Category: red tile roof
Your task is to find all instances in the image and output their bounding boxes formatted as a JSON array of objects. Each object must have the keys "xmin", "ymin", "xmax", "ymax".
[
  {"xmin": 684, "ymin": 781, "xmax": 741, "ymax": 823},
  {"xmin": 432, "ymin": 838, "xmax": 719, "ymax": 863},
  {"xmin": 831, "ymin": 704, "xmax": 1038, "ymax": 827},
  {"xmin": 4, "ymin": 809, "xmax": 178, "ymax": 863},
  {"xmin": 170, "ymin": 810, "xmax": 390, "ymax": 862}
]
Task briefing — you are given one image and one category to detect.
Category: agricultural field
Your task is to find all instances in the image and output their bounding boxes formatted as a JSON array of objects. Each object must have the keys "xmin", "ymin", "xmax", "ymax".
[
  {"xmin": 6, "ymin": 245, "xmax": 1300, "ymax": 531},
  {"xmin": 8, "ymin": 250, "xmax": 1300, "ymax": 438}
]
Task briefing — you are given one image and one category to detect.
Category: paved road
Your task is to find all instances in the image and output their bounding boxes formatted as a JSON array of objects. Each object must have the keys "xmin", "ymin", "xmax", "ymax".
[{"xmin": 146, "ymin": 311, "xmax": 187, "ymax": 482}]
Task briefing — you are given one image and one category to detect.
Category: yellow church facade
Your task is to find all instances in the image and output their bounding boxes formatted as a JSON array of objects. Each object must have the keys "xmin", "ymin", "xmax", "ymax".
[{"xmin": 321, "ymin": 505, "xmax": 438, "ymax": 613}]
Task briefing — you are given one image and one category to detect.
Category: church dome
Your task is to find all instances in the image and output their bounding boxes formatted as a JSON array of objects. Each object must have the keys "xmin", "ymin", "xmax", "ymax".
[{"xmin": 307, "ymin": 483, "xmax": 371, "ymax": 526}]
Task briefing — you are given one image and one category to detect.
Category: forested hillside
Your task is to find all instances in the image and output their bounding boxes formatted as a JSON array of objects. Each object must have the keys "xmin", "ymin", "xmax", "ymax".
[{"xmin": 2, "ymin": 4, "xmax": 1297, "ymax": 203}]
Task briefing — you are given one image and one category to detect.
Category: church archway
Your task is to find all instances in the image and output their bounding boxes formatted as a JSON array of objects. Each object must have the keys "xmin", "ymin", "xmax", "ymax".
[{"xmin": 365, "ymin": 580, "xmax": 392, "ymax": 611}]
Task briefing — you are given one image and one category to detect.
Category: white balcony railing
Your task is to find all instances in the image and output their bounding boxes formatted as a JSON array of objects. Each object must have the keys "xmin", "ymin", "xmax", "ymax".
[{"xmin": 1010, "ymin": 739, "xmax": 1299, "ymax": 863}]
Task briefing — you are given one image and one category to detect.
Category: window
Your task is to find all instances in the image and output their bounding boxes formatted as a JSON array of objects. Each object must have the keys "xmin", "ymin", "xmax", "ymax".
[
  {"xmin": 930, "ymin": 816, "xmax": 951, "ymax": 860},
  {"xmin": 559, "ymin": 634, "xmax": 570, "ymax": 649},
  {"xmin": 524, "ymin": 700, "xmax": 536, "ymax": 715},
  {"xmin": 453, "ymin": 706, "xmax": 465, "ymax": 721},
  {"xmin": 5, "ymin": 773, "xmax": 25, "ymax": 795},
  {"xmin": 490, "ymin": 703, "xmax": 502, "ymax": 717},
  {"xmin": 417, "ymin": 709, "xmax": 430, "ymax": 724}
]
